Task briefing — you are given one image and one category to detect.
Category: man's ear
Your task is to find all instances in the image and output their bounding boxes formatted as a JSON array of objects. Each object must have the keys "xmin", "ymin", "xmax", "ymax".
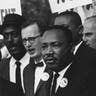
[
  {"xmin": 69, "ymin": 42, "xmax": 74, "ymax": 53},
  {"xmin": 78, "ymin": 25, "xmax": 84, "ymax": 36},
  {"xmin": 64, "ymin": 42, "xmax": 74, "ymax": 54}
]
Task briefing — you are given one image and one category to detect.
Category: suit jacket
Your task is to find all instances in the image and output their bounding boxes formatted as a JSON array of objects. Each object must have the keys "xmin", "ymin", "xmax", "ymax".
[
  {"xmin": 0, "ymin": 77, "xmax": 24, "ymax": 96},
  {"xmin": 0, "ymin": 51, "xmax": 1, "ymax": 61},
  {"xmin": 52, "ymin": 42, "xmax": 96, "ymax": 96},
  {"xmin": 0, "ymin": 57, "xmax": 53, "ymax": 96},
  {"xmin": 23, "ymin": 58, "xmax": 53, "ymax": 96},
  {"xmin": 0, "ymin": 57, "xmax": 35, "ymax": 96}
]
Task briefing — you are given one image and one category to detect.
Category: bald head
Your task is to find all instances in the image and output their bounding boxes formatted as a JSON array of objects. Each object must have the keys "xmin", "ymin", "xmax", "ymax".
[
  {"xmin": 83, "ymin": 16, "xmax": 96, "ymax": 32},
  {"xmin": 83, "ymin": 16, "xmax": 96, "ymax": 49}
]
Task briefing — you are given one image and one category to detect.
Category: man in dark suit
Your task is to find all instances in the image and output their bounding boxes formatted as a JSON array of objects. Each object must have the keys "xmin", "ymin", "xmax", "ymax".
[
  {"xmin": 0, "ymin": 13, "xmax": 35, "ymax": 95},
  {"xmin": 0, "ymin": 77, "xmax": 24, "ymax": 96},
  {"xmin": 54, "ymin": 11, "xmax": 83, "ymax": 54},
  {"xmin": 21, "ymin": 16, "xmax": 53, "ymax": 96},
  {"xmin": 41, "ymin": 25, "xmax": 96, "ymax": 96}
]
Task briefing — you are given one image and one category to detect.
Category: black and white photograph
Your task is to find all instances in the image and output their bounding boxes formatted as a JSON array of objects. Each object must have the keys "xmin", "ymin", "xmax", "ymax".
[{"xmin": 0, "ymin": 0, "xmax": 96, "ymax": 96}]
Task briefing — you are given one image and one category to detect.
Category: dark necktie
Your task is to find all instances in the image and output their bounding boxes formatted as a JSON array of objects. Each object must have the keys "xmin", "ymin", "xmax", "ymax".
[
  {"xmin": 51, "ymin": 73, "xmax": 59, "ymax": 96},
  {"xmin": 15, "ymin": 61, "xmax": 22, "ymax": 89}
]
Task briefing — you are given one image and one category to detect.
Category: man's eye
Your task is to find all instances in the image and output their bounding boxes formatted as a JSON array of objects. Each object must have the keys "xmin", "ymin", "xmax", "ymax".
[
  {"xmin": 52, "ymin": 43, "xmax": 63, "ymax": 48},
  {"xmin": 4, "ymin": 35, "xmax": 8, "ymax": 39},
  {"xmin": 13, "ymin": 34, "xmax": 18, "ymax": 38},
  {"xmin": 42, "ymin": 45, "xmax": 47, "ymax": 50},
  {"xmin": 22, "ymin": 39, "xmax": 27, "ymax": 43},
  {"xmin": 85, "ymin": 33, "xmax": 93, "ymax": 37},
  {"xmin": 28, "ymin": 37, "xmax": 34, "ymax": 42}
]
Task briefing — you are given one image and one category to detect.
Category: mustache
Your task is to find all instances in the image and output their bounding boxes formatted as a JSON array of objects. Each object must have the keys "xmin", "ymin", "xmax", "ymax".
[
  {"xmin": 44, "ymin": 54, "xmax": 56, "ymax": 60},
  {"xmin": 7, "ymin": 44, "xmax": 17, "ymax": 48}
]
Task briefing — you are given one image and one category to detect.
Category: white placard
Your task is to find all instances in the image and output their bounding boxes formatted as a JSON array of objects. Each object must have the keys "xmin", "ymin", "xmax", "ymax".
[
  {"xmin": 0, "ymin": 0, "xmax": 21, "ymax": 25},
  {"xmin": 49, "ymin": 0, "xmax": 92, "ymax": 13}
]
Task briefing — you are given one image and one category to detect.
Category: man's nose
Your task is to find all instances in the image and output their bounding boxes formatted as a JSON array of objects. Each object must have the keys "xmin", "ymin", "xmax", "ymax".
[
  {"xmin": 7, "ymin": 35, "xmax": 12, "ymax": 42},
  {"xmin": 82, "ymin": 34, "xmax": 87, "ymax": 42},
  {"xmin": 25, "ymin": 41, "xmax": 32, "ymax": 48},
  {"xmin": 47, "ymin": 46, "xmax": 54, "ymax": 54}
]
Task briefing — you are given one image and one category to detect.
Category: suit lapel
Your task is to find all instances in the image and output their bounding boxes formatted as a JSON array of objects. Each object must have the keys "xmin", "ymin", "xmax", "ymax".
[
  {"xmin": 56, "ymin": 63, "xmax": 73, "ymax": 95},
  {"xmin": 23, "ymin": 58, "xmax": 35, "ymax": 96},
  {"xmin": 0, "ymin": 58, "xmax": 11, "ymax": 80},
  {"xmin": 75, "ymin": 42, "xmax": 87, "ymax": 58},
  {"xmin": 4, "ymin": 59, "xmax": 10, "ymax": 80},
  {"xmin": 23, "ymin": 58, "xmax": 53, "ymax": 96},
  {"xmin": 36, "ymin": 67, "xmax": 53, "ymax": 95},
  {"xmin": 36, "ymin": 79, "xmax": 44, "ymax": 93},
  {"xmin": 36, "ymin": 66, "xmax": 48, "ymax": 93}
]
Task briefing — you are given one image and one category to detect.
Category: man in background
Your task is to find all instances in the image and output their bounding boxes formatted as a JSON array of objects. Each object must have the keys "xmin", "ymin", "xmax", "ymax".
[
  {"xmin": 21, "ymin": 19, "xmax": 42, "ymax": 62},
  {"xmin": 83, "ymin": 16, "xmax": 96, "ymax": 50},
  {"xmin": 0, "ymin": 26, "xmax": 10, "ymax": 60},
  {"xmin": 54, "ymin": 11, "xmax": 83, "ymax": 54},
  {"xmin": 1, "ymin": 45, "xmax": 10, "ymax": 59},
  {"xmin": 0, "ymin": 14, "xmax": 33, "ymax": 95}
]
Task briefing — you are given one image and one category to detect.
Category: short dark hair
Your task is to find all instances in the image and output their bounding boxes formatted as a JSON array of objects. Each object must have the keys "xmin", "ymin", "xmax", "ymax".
[
  {"xmin": 43, "ymin": 25, "xmax": 73, "ymax": 45},
  {"xmin": 56, "ymin": 11, "xmax": 82, "ymax": 27},
  {"xmin": 1, "ymin": 14, "xmax": 25, "ymax": 35},
  {"xmin": 21, "ymin": 17, "xmax": 46, "ymax": 36},
  {"xmin": 1, "ymin": 14, "xmax": 25, "ymax": 32}
]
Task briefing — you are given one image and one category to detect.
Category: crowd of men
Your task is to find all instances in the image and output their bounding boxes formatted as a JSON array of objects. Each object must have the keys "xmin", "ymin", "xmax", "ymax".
[{"xmin": 0, "ymin": 9, "xmax": 96, "ymax": 96}]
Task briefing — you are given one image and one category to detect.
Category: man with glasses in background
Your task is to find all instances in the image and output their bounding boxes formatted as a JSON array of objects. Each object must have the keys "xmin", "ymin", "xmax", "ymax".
[{"xmin": 21, "ymin": 16, "xmax": 53, "ymax": 96}]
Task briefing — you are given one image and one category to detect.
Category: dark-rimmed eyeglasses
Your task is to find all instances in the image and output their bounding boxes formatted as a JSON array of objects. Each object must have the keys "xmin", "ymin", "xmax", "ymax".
[{"xmin": 22, "ymin": 35, "xmax": 40, "ymax": 45}]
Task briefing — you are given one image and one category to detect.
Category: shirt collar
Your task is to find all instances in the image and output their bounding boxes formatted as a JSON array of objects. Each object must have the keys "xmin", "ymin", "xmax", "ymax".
[
  {"xmin": 58, "ymin": 63, "xmax": 72, "ymax": 77},
  {"xmin": 74, "ymin": 41, "xmax": 83, "ymax": 54},
  {"xmin": 10, "ymin": 57, "xmax": 16, "ymax": 67},
  {"xmin": 42, "ymin": 59, "xmax": 46, "ymax": 67},
  {"xmin": 10, "ymin": 52, "xmax": 30, "ymax": 67}
]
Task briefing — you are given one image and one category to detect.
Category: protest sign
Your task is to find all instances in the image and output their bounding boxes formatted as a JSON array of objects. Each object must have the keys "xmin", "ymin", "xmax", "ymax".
[
  {"xmin": 0, "ymin": 0, "xmax": 21, "ymax": 24},
  {"xmin": 49, "ymin": 0, "xmax": 92, "ymax": 13}
]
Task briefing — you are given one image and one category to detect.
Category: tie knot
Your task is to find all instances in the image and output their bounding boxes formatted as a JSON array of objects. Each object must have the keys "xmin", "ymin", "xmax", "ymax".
[{"xmin": 15, "ymin": 61, "xmax": 21, "ymax": 67}]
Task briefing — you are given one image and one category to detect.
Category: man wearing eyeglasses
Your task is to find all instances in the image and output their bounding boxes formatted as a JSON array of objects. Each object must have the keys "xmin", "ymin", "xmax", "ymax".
[
  {"xmin": 21, "ymin": 18, "xmax": 53, "ymax": 96},
  {"xmin": 22, "ymin": 22, "xmax": 42, "ymax": 62}
]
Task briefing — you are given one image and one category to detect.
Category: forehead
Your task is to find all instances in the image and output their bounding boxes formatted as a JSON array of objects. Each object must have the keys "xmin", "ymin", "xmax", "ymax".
[
  {"xmin": 83, "ymin": 19, "xmax": 96, "ymax": 33},
  {"xmin": 3, "ymin": 26, "xmax": 18, "ymax": 34},
  {"xmin": 42, "ymin": 29, "xmax": 66, "ymax": 43},
  {"xmin": 54, "ymin": 15, "xmax": 72, "ymax": 26},
  {"xmin": 22, "ymin": 23, "xmax": 40, "ymax": 38}
]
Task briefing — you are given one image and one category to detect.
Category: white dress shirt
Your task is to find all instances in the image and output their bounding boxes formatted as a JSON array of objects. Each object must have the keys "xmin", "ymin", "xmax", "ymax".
[
  {"xmin": 34, "ymin": 59, "xmax": 46, "ymax": 94},
  {"xmin": 10, "ymin": 52, "xmax": 30, "ymax": 92}
]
